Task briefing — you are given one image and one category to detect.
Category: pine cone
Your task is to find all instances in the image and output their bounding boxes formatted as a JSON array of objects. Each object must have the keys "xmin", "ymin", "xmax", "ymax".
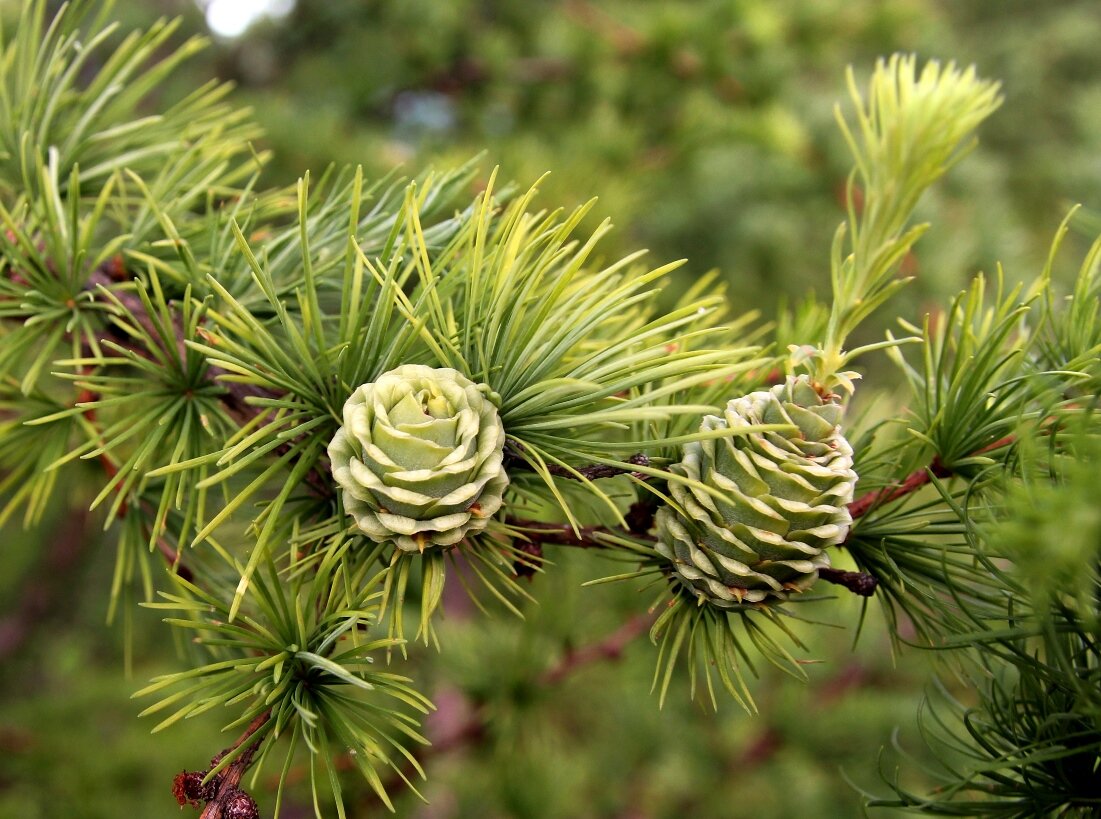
[
  {"xmin": 655, "ymin": 375, "xmax": 856, "ymax": 607},
  {"xmin": 329, "ymin": 365, "xmax": 509, "ymax": 553}
]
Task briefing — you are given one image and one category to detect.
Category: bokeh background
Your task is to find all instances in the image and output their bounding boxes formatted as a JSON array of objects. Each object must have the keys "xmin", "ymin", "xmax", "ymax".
[{"xmin": 3, "ymin": 1, "xmax": 1101, "ymax": 816}]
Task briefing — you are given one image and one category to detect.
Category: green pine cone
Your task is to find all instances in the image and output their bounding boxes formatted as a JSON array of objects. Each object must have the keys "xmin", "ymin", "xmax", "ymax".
[
  {"xmin": 328, "ymin": 365, "xmax": 509, "ymax": 553},
  {"xmin": 655, "ymin": 375, "xmax": 857, "ymax": 607}
]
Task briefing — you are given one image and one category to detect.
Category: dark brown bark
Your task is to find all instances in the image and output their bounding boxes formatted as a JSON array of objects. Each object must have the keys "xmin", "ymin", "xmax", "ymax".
[
  {"xmin": 173, "ymin": 710, "xmax": 271, "ymax": 819},
  {"xmin": 538, "ymin": 612, "xmax": 655, "ymax": 686},
  {"xmin": 818, "ymin": 567, "xmax": 879, "ymax": 597}
]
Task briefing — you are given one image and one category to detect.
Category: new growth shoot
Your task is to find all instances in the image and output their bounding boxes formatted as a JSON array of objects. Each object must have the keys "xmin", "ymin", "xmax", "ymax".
[{"xmin": 812, "ymin": 55, "xmax": 1003, "ymax": 392}]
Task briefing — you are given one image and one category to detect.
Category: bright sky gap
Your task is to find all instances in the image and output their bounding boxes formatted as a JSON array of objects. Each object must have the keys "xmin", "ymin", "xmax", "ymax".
[{"xmin": 198, "ymin": 0, "xmax": 295, "ymax": 39}]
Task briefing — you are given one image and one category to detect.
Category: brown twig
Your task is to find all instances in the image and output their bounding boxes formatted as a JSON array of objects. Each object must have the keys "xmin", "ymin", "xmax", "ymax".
[
  {"xmin": 546, "ymin": 452, "xmax": 651, "ymax": 481},
  {"xmin": 818, "ymin": 567, "xmax": 878, "ymax": 597},
  {"xmin": 504, "ymin": 440, "xmax": 651, "ymax": 484},
  {"xmin": 845, "ymin": 457, "xmax": 953, "ymax": 521},
  {"xmin": 508, "ymin": 519, "xmax": 623, "ymax": 549},
  {"xmin": 175, "ymin": 709, "xmax": 271, "ymax": 819},
  {"xmin": 538, "ymin": 612, "xmax": 655, "ymax": 686},
  {"xmin": 506, "ymin": 519, "xmax": 633, "ymax": 577},
  {"xmin": 846, "ymin": 435, "xmax": 1016, "ymax": 521},
  {"xmin": 198, "ymin": 710, "xmax": 270, "ymax": 819},
  {"xmin": 837, "ymin": 436, "xmax": 1019, "ymax": 594}
]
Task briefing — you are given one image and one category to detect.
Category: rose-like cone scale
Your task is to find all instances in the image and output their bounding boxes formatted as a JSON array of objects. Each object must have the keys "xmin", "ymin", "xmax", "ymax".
[
  {"xmin": 329, "ymin": 365, "xmax": 509, "ymax": 553},
  {"xmin": 655, "ymin": 375, "xmax": 857, "ymax": 607}
]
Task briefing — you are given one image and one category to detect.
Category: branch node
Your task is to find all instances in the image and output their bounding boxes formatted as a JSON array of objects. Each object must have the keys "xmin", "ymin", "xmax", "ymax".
[
  {"xmin": 171, "ymin": 710, "xmax": 270, "ymax": 819},
  {"xmin": 547, "ymin": 452, "xmax": 650, "ymax": 481},
  {"xmin": 818, "ymin": 566, "xmax": 879, "ymax": 597}
]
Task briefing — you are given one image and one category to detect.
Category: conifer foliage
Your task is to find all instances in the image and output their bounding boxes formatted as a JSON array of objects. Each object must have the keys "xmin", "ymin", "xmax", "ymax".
[{"xmin": 1, "ymin": 2, "xmax": 1099, "ymax": 816}]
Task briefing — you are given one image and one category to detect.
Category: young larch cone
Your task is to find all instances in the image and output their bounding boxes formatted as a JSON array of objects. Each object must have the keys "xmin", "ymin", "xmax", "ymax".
[{"xmin": 655, "ymin": 375, "xmax": 857, "ymax": 607}]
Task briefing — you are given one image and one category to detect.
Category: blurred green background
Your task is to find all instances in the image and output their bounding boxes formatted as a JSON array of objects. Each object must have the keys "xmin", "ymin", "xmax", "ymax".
[{"xmin": 3, "ymin": 1, "xmax": 1101, "ymax": 816}]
